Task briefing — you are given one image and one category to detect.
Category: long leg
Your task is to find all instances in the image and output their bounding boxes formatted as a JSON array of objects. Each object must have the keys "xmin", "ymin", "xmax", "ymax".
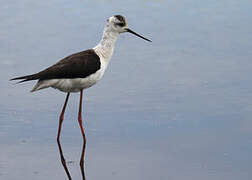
[
  {"xmin": 78, "ymin": 89, "xmax": 86, "ymax": 180},
  {"xmin": 57, "ymin": 92, "xmax": 70, "ymax": 141},
  {"xmin": 56, "ymin": 93, "xmax": 72, "ymax": 180}
]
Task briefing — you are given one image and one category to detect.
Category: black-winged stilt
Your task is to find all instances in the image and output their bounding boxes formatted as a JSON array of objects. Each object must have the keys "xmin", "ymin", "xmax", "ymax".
[{"xmin": 11, "ymin": 15, "xmax": 151, "ymax": 179}]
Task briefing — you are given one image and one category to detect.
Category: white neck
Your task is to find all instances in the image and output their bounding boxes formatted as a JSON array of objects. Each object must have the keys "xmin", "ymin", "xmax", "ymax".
[{"xmin": 93, "ymin": 27, "xmax": 119, "ymax": 64}]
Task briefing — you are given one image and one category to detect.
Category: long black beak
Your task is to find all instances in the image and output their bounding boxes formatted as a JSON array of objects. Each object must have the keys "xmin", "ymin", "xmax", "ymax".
[{"xmin": 126, "ymin": 28, "xmax": 152, "ymax": 42}]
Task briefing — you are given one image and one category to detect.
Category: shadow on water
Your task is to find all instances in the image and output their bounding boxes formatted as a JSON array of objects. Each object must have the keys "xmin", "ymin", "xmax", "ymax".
[{"xmin": 57, "ymin": 139, "xmax": 86, "ymax": 180}]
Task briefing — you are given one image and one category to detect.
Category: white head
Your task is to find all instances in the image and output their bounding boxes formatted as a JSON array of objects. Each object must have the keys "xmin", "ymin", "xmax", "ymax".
[{"xmin": 106, "ymin": 15, "xmax": 152, "ymax": 42}]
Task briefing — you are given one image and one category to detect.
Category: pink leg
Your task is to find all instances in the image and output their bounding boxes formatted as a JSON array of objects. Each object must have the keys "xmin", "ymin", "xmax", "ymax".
[
  {"xmin": 57, "ymin": 93, "xmax": 70, "ymax": 141},
  {"xmin": 56, "ymin": 93, "xmax": 72, "ymax": 180},
  {"xmin": 78, "ymin": 89, "xmax": 86, "ymax": 180}
]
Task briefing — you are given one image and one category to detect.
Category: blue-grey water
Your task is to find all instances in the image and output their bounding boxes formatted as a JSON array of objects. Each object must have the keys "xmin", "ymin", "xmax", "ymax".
[{"xmin": 1, "ymin": 0, "xmax": 252, "ymax": 179}]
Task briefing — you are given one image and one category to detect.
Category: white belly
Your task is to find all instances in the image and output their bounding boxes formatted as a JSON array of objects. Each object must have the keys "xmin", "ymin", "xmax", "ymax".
[
  {"xmin": 53, "ymin": 70, "xmax": 103, "ymax": 92},
  {"xmin": 31, "ymin": 62, "xmax": 107, "ymax": 93}
]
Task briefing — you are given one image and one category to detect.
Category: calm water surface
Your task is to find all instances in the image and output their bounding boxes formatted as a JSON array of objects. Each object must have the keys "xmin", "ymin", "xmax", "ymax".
[{"xmin": 1, "ymin": 0, "xmax": 252, "ymax": 179}]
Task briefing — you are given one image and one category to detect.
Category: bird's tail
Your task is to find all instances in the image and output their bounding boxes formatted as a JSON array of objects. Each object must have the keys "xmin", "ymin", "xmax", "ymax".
[{"xmin": 10, "ymin": 74, "xmax": 37, "ymax": 83}]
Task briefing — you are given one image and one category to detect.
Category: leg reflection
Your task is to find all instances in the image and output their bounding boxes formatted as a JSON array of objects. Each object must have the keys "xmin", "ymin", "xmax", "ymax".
[
  {"xmin": 57, "ymin": 140, "xmax": 86, "ymax": 180},
  {"xmin": 80, "ymin": 140, "xmax": 86, "ymax": 180},
  {"xmin": 57, "ymin": 140, "xmax": 72, "ymax": 180}
]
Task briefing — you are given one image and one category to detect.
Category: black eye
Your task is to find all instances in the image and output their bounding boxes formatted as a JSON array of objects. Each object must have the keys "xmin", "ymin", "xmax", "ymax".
[{"xmin": 115, "ymin": 22, "xmax": 125, "ymax": 27}]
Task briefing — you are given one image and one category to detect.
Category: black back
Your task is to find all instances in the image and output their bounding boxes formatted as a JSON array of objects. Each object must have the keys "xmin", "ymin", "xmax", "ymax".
[{"xmin": 11, "ymin": 49, "xmax": 101, "ymax": 82}]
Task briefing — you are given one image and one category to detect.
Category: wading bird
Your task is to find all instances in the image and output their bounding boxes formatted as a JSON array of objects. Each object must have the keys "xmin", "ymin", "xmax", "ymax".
[{"xmin": 11, "ymin": 15, "xmax": 151, "ymax": 179}]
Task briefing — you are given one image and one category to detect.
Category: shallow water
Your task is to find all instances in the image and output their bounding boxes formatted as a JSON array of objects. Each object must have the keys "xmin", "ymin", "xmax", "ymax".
[{"xmin": 1, "ymin": 0, "xmax": 252, "ymax": 179}]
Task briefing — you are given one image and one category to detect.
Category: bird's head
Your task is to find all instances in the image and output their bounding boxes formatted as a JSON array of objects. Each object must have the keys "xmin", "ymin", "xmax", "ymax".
[{"xmin": 106, "ymin": 15, "xmax": 152, "ymax": 42}]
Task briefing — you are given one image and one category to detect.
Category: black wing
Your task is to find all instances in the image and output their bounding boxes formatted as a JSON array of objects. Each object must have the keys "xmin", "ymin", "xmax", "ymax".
[{"xmin": 11, "ymin": 49, "xmax": 101, "ymax": 83}]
